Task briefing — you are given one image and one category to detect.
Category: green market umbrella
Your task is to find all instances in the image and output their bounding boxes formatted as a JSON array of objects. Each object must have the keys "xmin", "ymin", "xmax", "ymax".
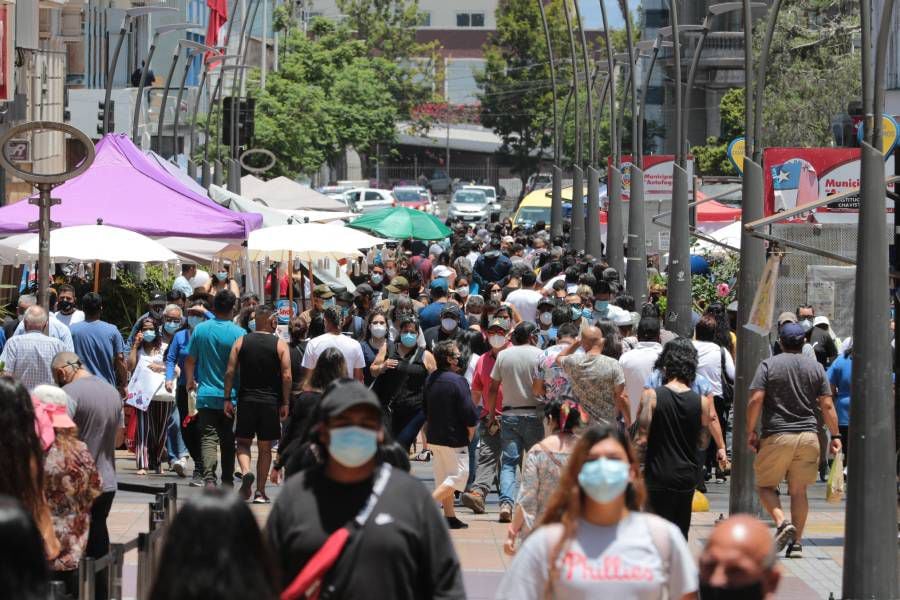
[{"xmin": 347, "ymin": 207, "xmax": 452, "ymax": 241}]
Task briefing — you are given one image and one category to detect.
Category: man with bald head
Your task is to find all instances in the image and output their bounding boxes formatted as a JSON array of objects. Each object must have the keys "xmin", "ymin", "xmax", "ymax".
[
  {"xmin": 555, "ymin": 325, "xmax": 629, "ymax": 427},
  {"xmin": 699, "ymin": 515, "xmax": 781, "ymax": 599},
  {"xmin": 0, "ymin": 305, "xmax": 66, "ymax": 390}
]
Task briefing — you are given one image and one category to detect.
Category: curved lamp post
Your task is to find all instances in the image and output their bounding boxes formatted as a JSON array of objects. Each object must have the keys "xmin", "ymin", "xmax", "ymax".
[
  {"xmin": 102, "ymin": 5, "xmax": 176, "ymax": 134},
  {"xmin": 573, "ymin": 0, "xmax": 600, "ymax": 259},
  {"xmin": 561, "ymin": 0, "xmax": 584, "ymax": 252},
  {"xmin": 131, "ymin": 22, "xmax": 194, "ymax": 144},
  {"xmin": 167, "ymin": 40, "xmax": 215, "ymax": 161},
  {"xmin": 228, "ymin": 0, "xmax": 265, "ymax": 193},
  {"xmin": 187, "ymin": 50, "xmax": 232, "ymax": 182},
  {"xmin": 536, "ymin": 0, "xmax": 563, "ymax": 238}
]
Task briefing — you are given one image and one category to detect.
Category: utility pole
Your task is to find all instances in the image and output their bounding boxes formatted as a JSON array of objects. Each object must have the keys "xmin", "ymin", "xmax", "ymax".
[{"xmin": 842, "ymin": 0, "xmax": 898, "ymax": 597}]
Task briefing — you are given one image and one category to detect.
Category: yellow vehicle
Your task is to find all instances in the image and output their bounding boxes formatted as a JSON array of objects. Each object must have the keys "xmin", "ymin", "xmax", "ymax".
[{"xmin": 513, "ymin": 185, "xmax": 585, "ymax": 228}]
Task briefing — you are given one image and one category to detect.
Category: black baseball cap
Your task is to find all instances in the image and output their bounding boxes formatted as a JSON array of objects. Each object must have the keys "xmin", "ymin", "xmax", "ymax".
[
  {"xmin": 320, "ymin": 381, "xmax": 382, "ymax": 419},
  {"xmin": 149, "ymin": 291, "xmax": 166, "ymax": 306}
]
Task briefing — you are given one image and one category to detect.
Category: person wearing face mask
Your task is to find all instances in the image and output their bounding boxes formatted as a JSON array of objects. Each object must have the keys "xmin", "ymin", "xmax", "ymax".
[
  {"xmin": 474, "ymin": 238, "xmax": 512, "ymax": 288},
  {"xmin": 699, "ymin": 515, "xmax": 781, "ymax": 600},
  {"xmin": 158, "ymin": 304, "xmax": 189, "ymax": 478},
  {"xmin": 352, "ymin": 284, "xmax": 375, "ymax": 323},
  {"xmin": 464, "ymin": 295, "xmax": 485, "ymax": 331},
  {"xmin": 301, "ymin": 306, "xmax": 365, "ymax": 384},
  {"xmin": 424, "ymin": 303, "xmax": 464, "ymax": 351},
  {"xmin": 358, "ymin": 310, "xmax": 390, "ymax": 386},
  {"xmin": 128, "ymin": 317, "xmax": 172, "ymax": 476},
  {"xmin": 423, "ymin": 340, "xmax": 479, "ymax": 530},
  {"xmin": 211, "ymin": 264, "xmax": 241, "ymax": 298},
  {"xmin": 335, "ymin": 290, "xmax": 365, "ymax": 340},
  {"xmin": 53, "ymin": 284, "xmax": 85, "ymax": 327},
  {"xmin": 505, "ymin": 270, "xmax": 542, "ymax": 324},
  {"xmin": 266, "ymin": 381, "xmax": 465, "ymax": 600},
  {"xmin": 0, "ymin": 305, "xmax": 67, "ymax": 390},
  {"xmin": 298, "ymin": 284, "xmax": 336, "ymax": 340},
  {"xmin": 165, "ymin": 301, "xmax": 208, "ymax": 486},
  {"xmin": 496, "ymin": 424, "xmax": 699, "ymax": 599},
  {"xmin": 368, "ymin": 266, "xmax": 386, "ymax": 295},
  {"xmin": 535, "ymin": 297, "xmax": 556, "ymax": 348},
  {"xmin": 223, "ymin": 305, "xmax": 292, "ymax": 504},
  {"xmin": 452, "ymin": 276, "xmax": 471, "ymax": 304},
  {"xmin": 125, "ymin": 291, "xmax": 175, "ymax": 348},
  {"xmin": 371, "ymin": 315, "xmax": 437, "ymax": 452}
]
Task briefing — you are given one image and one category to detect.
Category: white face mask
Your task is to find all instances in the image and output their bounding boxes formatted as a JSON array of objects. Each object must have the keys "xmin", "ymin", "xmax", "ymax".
[
  {"xmin": 370, "ymin": 323, "xmax": 387, "ymax": 338},
  {"xmin": 489, "ymin": 334, "xmax": 507, "ymax": 349},
  {"xmin": 456, "ymin": 285, "xmax": 469, "ymax": 298},
  {"xmin": 441, "ymin": 318, "xmax": 458, "ymax": 332},
  {"xmin": 539, "ymin": 312, "xmax": 553, "ymax": 326}
]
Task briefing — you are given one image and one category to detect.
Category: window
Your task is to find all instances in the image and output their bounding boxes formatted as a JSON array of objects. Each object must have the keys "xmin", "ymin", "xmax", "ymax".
[
  {"xmin": 365, "ymin": 191, "xmax": 382, "ymax": 201},
  {"xmin": 445, "ymin": 59, "xmax": 486, "ymax": 105},
  {"xmin": 418, "ymin": 11, "xmax": 431, "ymax": 26},
  {"xmin": 456, "ymin": 12, "xmax": 485, "ymax": 27}
]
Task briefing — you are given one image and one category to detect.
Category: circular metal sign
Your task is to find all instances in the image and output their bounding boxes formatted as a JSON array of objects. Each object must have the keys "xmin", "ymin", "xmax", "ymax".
[
  {"xmin": 240, "ymin": 148, "xmax": 276, "ymax": 174},
  {"xmin": 0, "ymin": 121, "xmax": 95, "ymax": 185}
]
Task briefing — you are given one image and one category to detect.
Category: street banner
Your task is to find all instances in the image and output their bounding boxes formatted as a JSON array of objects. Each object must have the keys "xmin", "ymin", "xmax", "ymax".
[
  {"xmin": 727, "ymin": 137, "xmax": 745, "ymax": 175},
  {"xmin": 763, "ymin": 147, "xmax": 895, "ymax": 222},
  {"xmin": 745, "ymin": 254, "xmax": 781, "ymax": 336},
  {"xmin": 855, "ymin": 114, "xmax": 900, "ymax": 157},
  {"xmin": 613, "ymin": 155, "xmax": 695, "ymax": 202}
]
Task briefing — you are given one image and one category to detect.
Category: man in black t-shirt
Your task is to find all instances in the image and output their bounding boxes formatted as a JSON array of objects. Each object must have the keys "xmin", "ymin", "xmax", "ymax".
[
  {"xmin": 224, "ymin": 305, "xmax": 291, "ymax": 503},
  {"xmin": 266, "ymin": 381, "xmax": 465, "ymax": 600}
]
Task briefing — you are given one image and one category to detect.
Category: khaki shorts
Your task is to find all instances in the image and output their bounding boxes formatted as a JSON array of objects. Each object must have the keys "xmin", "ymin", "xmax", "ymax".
[
  {"xmin": 754, "ymin": 431, "xmax": 820, "ymax": 488},
  {"xmin": 431, "ymin": 445, "xmax": 469, "ymax": 492}
]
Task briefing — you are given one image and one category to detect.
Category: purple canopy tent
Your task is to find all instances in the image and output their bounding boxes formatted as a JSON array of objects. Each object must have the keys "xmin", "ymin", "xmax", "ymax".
[{"xmin": 0, "ymin": 133, "xmax": 261, "ymax": 239}]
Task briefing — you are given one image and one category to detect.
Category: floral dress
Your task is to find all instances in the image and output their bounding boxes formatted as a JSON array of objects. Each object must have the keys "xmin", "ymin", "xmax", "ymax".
[
  {"xmin": 515, "ymin": 443, "xmax": 571, "ymax": 544},
  {"xmin": 44, "ymin": 438, "xmax": 102, "ymax": 572}
]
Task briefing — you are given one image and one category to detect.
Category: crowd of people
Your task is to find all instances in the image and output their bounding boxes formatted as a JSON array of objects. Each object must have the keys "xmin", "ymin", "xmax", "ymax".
[{"xmin": 0, "ymin": 217, "xmax": 845, "ymax": 599}]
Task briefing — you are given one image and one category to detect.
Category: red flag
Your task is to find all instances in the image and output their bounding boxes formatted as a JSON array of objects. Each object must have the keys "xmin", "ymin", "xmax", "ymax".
[{"xmin": 205, "ymin": 0, "xmax": 228, "ymax": 67}]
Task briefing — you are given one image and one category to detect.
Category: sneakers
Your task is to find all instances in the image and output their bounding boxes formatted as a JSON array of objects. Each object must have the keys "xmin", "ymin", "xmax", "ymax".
[
  {"xmin": 171, "ymin": 458, "xmax": 186, "ymax": 478},
  {"xmin": 499, "ymin": 502, "xmax": 513, "ymax": 523},
  {"xmin": 446, "ymin": 516, "xmax": 469, "ymax": 530},
  {"xmin": 460, "ymin": 491, "xmax": 486, "ymax": 514},
  {"xmin": 239, "ymin": 473, "xmax": 255, "ymax": 501},
  {"xmin": 774, "ymin": 520, "xmax": 797, "ymax": 553},
  {"xmin": 189, "ymin": 472, "xmax": 204, "ymax": 487},
  {"xmin": 252, "ymin": 491, "xmax": 271, "ymax": 504},
  {"xmin": 785, "ymin": 541, "xmax": 802, "ymax": 558}
]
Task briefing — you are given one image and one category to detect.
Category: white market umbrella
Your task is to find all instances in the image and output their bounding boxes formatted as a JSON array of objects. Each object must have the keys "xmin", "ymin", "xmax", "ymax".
[
  {"xmin": 246, "ymin": 223, "xmax": 382, "ymax": 263},
  {"xmin": 0, "ymin": 224, "xmax": 178, "ymax": 264},
  {"xmin": 691, "ymin": 220, "xmax": 742, "ymax": 255}
]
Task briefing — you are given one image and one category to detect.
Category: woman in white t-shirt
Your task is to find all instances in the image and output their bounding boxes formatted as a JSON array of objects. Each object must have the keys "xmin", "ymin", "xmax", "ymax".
[{"xmin": 496, "ymin": 424, "xmax": 698, "ymax": 600}]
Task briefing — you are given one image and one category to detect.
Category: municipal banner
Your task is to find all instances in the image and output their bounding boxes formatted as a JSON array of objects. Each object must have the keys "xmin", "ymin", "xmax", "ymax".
[{"xmin": 612, "ymin": 155, "xmax": 695, "ymax": 202}]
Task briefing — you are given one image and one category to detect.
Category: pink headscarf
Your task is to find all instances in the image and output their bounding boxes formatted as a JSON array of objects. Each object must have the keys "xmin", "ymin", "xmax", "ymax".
[{"xmin": 31, "ymin": 398, "xmax": 55, "ymax": 451}]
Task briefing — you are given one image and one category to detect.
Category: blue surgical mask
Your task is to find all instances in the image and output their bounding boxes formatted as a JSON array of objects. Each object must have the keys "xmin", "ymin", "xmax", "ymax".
[
  {"xmin": 594, "ymin": 300, "xmax": 609, "ymax": 313},
  {"xmin": 371, "ymin": 273, "xmax": 383, "ymax": 285},
  {"xmin": 400, "ymin": 331, "xmax": 418, "ymax": 347},
  {"xmin": 248, "ymin": 319, "xmax": 256, "ymax": 332},
  {"xmin": 578, "ymin": 458, "xmax": 630, "ymax": 503},
  {"xmin": 187, "ymin": 315, "xmax": 203, "ymax": 329},
  {"xmin": 328, "ymin": 426, "xmax": 378, "ymax": 468},
  {"xmin": 571, "ymin": 306, "xmax": 582, "ymax": 320},
  {"xmin": 142, "ymin": 330, "xmax": 157, "ymax": 344},
  {"xmin": 164, "ymin": 321, "xmax": 180, "ymax": 335},
  {"xmin": 216, "ymin": 271, "xmax": 228, "ymax": 281},
  {"xmin": 581, "ymin": 307, "xmax": 593, "ymax": 320},
  {"xmin": 323, "ymin": 297, "xmax": 336, "ymax": 308}
]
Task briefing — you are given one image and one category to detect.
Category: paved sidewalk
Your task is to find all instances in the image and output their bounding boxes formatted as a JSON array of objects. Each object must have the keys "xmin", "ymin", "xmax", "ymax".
[{"xmin": 107, "ymin": 452, "xmax": 851, "ymax": 599}]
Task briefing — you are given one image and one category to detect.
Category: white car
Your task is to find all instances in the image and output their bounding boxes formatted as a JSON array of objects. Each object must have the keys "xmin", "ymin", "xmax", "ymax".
[
  {"xmin": 448, "ymin": 189, "xmax": 490, "ymax": 222},
  {"xmin": 344, "ymin": 188, "xmax": 394, "ymax": 213},
  {"xmin": 462, "ymin": 185, "xmax": 502, "ymax": 218}
]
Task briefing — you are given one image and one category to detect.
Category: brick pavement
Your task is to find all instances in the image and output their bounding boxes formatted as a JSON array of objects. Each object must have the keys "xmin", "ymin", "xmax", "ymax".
[{"xmin": 107, "ymin": 451, "xmax": 853, "ymax": 599}]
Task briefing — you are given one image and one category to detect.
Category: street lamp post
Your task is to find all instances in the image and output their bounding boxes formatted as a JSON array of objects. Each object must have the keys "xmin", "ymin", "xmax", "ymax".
[
  {"xmin": 535, "ymin": 0, "xmax": 563, "ymax": 238},
  {"xmin": 228, "ymin": 0, "xmax": 264, "ymax": 193},
  {"xmin": 562, "ymin": 0, "xmax": 584, "ymax": 253},
  {"xmin": 155, "ymin": 43, "xmax": 187, "ymax": 154},
  {"xmin": 102, "ymin": 6, "xmax": 177, "ymax": 134},
  {"xmin": 597, "ymin": 0, "xmax": 622, "ymax": 275},
  {"xmin": 188, "ymin": 51, "xmax": 231, "ymax": 183},
  {"xmin": 131, "ymin": 22, "xmax": 194, "ymax": 145},
  {"xmin": 574, "ymin": 0, "xmax": 600, "ymax": 259},
  {"xmin": 843, "ymin": 1, "xmax": 898, "ymax": 597},
  {"xmin": 168, "ymin": 40, "xmax": 215, "ymax": 161}
]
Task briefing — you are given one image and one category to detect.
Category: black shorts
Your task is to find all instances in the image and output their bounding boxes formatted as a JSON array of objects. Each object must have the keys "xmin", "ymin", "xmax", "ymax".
[{"xmin": 235, "ymin": 401, "xmax": 281, "ymax": 442}]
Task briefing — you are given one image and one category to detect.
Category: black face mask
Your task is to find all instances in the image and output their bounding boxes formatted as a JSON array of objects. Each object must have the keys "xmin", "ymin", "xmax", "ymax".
[
  {"xmin": 699, "ymin": 581, "xmax": 765, "ymax": 600},
  {"xmin": 57, "ymin": 300, "xmax": 74, "ymax": 313}
]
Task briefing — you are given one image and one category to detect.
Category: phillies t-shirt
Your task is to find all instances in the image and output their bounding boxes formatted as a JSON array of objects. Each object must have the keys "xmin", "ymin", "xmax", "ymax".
[{"xmin": 496, "ymin": 514, "xmax": 697, "ymax": 600}]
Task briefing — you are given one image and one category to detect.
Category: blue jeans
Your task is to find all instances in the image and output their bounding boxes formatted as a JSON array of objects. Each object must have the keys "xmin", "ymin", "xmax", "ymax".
[
  {"xmin": 165, "ymin": 405, "xmax": 188, "ymax": 461},
  {"xmin": 397, "ymin": 410, "xmax": 426, "ymax": 450},
  {"xmin": 499, "ymin": 414, "xmax": 544, "ymax": 506}
]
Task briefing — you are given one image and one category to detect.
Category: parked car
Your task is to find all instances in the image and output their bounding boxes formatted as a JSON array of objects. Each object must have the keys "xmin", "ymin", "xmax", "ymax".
[
  {"xmin": 448, "ymin": 189, "xmax": 490, "ymax": 223},
  {"xmin": 319, "ymin": 185, "xmax": 353, "ymax": 202},
  {"xmin": 524, "ymin": 172, "xmax": 553, "ymax": 196},
  {"xmin": 344, "ymin": 188, "xmax": 394, "ymax": 213},
  {"xmin": 461, "ymin": 185, "xmax": 502, "ymax": 218},
  {"xmin": 392, "ymin": 186, "xmax": 435, "ymax": 213},
  {"xmin": 419, "ymin": 169, "xmax": 456, "ymax": 194}
]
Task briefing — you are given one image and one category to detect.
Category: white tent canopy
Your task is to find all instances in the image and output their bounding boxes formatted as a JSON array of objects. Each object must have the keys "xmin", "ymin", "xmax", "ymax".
[
  {"xmin": 691, "ymin": 220, "xmax": 742, "ymax": 255},
  {"xmin": 240, "ymin": 175, "xmax": 348, "ymax": 211},
  {"xmin": 0, "ymin": 225, "xmax": 178, "ymax": 264},
  {"xmin": 209, "ymin": 184, "xmax": 354, "ymax": 226},
  {"xmin": 247, "ymin": 223, "xmax": 384, "ymax": 263}
]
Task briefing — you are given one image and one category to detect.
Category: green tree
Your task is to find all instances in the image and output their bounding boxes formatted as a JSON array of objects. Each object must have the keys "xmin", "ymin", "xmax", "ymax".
[
  {"xmin": 691, "ymin": 0, "xmax": 860, "ymax": 175},
  {"xmin": 244, "ymin": 20, "xmax": 403, "ymax": 178}
]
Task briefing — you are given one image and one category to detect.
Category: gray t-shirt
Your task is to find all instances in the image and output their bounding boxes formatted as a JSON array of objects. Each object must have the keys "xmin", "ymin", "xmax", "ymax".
[
  {"xmin": 491, "ymin": 344, "xmax": 544, "ymax": 410},
  {"xmin": 66, "ymin": 375, "xmax": 124, "ymax": 493},
  {"xmin": 749, "ymin": 352, "xmax": 830, "ymax": 436},
  {"xmin": 496, "ymin": 514, "xmax": 697, "ymax": 600}
]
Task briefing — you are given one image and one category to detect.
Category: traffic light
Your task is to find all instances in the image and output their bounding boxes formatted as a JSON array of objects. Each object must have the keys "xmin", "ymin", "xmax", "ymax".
[
  {"xmin": 97, "ymin": 100, "xmax": 114, "ymax": 135},
  {"xmin": 222, "ymin": 97, "xmax": 255, "ymax": 147}
]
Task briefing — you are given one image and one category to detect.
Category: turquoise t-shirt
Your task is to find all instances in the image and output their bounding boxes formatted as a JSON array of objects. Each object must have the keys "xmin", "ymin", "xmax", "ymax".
[
  {"xmin": 827, "ymin": 354, "xmax": 852, "ymax": 426},
  {"xmin": 187, "ymin": 317, "xmax": 244, "ymax": 409}
]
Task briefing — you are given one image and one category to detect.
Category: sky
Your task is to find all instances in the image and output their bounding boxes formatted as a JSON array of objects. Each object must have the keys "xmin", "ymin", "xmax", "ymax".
[{"xmin": 580, "ymin": 0, "xmax": 642, "ymax": 30}]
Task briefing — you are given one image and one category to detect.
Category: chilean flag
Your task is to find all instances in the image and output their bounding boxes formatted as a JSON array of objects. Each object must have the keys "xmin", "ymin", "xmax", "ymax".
[{"xmin": 206, "ymin": 0, "xmax": 228, "ymax": 67}]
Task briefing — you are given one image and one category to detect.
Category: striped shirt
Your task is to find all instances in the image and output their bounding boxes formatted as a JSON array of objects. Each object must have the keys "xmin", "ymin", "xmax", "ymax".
[{"xmin": 0, "ymin": 331, "xmax": 67, "ymax": 390}]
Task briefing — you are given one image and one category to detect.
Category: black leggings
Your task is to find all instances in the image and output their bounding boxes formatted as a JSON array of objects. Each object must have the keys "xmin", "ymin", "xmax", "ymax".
[
  {"xmin": 176, "ymin": 384, "xmax": 204, "ymax": 472},
  {"xmin": 646, "ymin": 488, "xmax": 694, "ymax": 539}
]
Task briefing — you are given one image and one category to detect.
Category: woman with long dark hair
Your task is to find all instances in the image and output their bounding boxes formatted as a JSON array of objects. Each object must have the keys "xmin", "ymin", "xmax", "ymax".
[
  {"xmin": 0, "ymin": 496, "xmax": 51, "ymax": 600},
  {"xmin": 150, "ymin": 489, "xmax": 278, "ymax": 600},
  {"xmin": 0, "ymin": 376, "xmax": 59, "ymax": 559},
  {"xmin": 497, "ymin": 425, "xmax": 698, "ymax": 599},
  {"xmin": 635, "ymin": 338, "xmax": 726, "ymax": 539},
  {"xmin": 359, "ymin": 309, "xmax": 390, "ymax": 386},
  {"xmin": 129, "ymin": 316, "xmax": 172, "ymax": 475}
]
